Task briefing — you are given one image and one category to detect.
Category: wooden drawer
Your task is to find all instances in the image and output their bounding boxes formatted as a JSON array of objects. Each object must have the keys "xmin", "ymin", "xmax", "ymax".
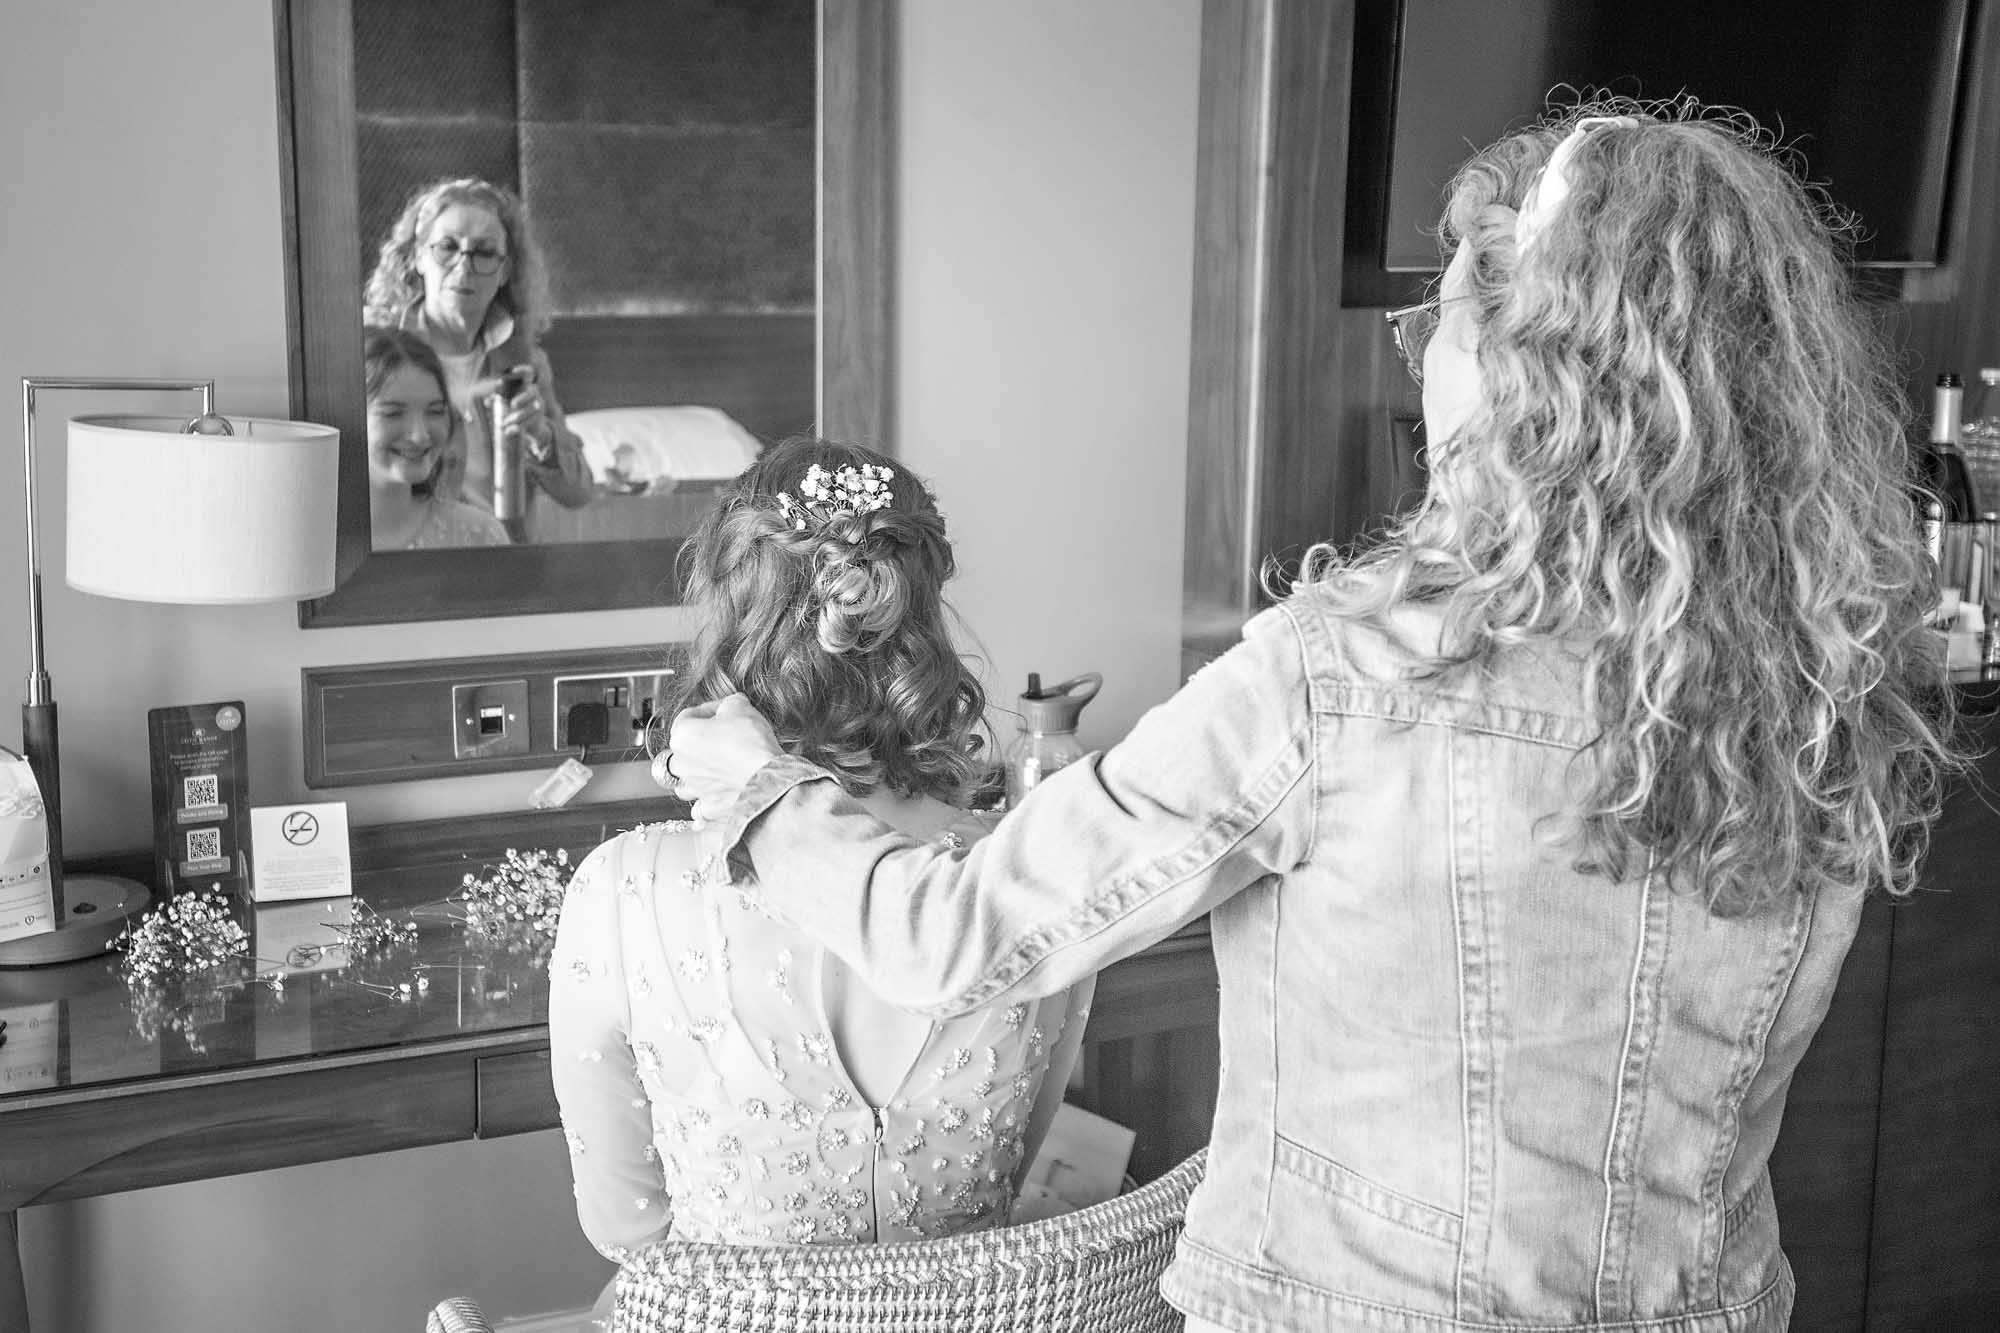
[{"xmin": 476, "ymin": 1048, "xmax": 559, "ymax": 1138}]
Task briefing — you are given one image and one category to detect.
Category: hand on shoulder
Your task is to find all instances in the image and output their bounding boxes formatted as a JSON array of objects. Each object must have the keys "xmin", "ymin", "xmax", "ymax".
[{"xmin": 666, "ymin": 693, "xmax": 785, "ymax": 821}]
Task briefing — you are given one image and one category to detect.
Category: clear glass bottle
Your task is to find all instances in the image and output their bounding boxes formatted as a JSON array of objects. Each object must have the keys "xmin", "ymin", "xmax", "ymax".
[
  {"xmin": 1965, "ymin": 367, "xmax": 2000, "ymax": 450},
  {"xmin": 1004, "ymin": 672, "xmax": 1102, "ymax": 808}
]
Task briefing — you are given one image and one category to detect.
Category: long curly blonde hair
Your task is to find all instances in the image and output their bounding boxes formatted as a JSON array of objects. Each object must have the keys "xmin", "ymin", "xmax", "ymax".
[
  {"xmin": 673, "ymin": 438, "xmax": 989, "ymax": 804},
  {"xmin": 1300, "ymin": 99, "xmax": 1960, "ymax": 914}
]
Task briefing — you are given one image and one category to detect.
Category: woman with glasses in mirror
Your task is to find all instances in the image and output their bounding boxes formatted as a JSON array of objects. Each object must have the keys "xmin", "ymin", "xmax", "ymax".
[
  {"xmin": 665, "ymin": 100, "xmax": 1963, "ymax": 1331},
  {"xmin": 364, "ymin": 176, "xmax": 593, "ymax": 530}
]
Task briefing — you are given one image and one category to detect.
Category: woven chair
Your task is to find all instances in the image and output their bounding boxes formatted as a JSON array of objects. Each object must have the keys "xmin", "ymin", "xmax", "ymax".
[
  {"xmin": 425, "ymin": 1295, "xmax": 494, "ymax": 1333},
  {"xmin": 612, "ymin": 1149, "xmax": 1204, "ymax": 1332},
  {"xmin": 420, "ymin": 1150, "xmax": 1203, "ymax": 1333}
]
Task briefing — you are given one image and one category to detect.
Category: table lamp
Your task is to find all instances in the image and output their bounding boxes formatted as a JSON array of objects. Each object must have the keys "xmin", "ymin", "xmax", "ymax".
[{"xmin": 2, "ymin": 377, "xmax": 338, "ymax": 967}]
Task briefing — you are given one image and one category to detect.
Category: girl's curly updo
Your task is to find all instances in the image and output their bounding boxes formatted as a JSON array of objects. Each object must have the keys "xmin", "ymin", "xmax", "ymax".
[{"xmin": 673, "ymin": 437, "xmax": 987, "ymax": 803}]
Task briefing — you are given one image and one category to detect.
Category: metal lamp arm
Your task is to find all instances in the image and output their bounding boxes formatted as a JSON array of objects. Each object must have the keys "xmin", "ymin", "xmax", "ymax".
[{"xmin": 17, "ymin": 376, "xmax": 218, "ymax": 930}]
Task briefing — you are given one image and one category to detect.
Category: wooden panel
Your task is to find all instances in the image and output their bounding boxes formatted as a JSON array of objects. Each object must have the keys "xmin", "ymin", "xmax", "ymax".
[
  {"xmin": 1076, "ymin": 933, "xmax": 1221, "ymax": 1186},
  {"xmin": 477, "ymin": 1050, "xmax": 559, "ymax": 1138},
  {"xmin": 0, "ymin": 1040, "xmax": 533, "ymax": 1208},
  {"xmin": 1183, "ymin": 0, "xmax": 1273, "ymax": 668},
  {"xmin": 0, "ymin": 1214, "xmax": 27, "ymax": 1333},
  {"xmin": 1077, "ymin": 1027, "xmax": 1220, "ymax": 1188},
  {"xmin": 1863, "ymin": 705, "xmax": 2000, "ymax": 1328},
  {"xmin": 1185, "ymin": 0, "xmax": 1421, "ymax": 672},
  {"xmin": 1254, "ymin": 1, "xmax": 1370, "ymax": 573},
  {"xmin": 540, "ymin": 314, "xmax": 815, "ymax": 437},
  {"xmin": 277, "ymin": 0, "xmax": 370, "ymax": 594},
  {"xmin": 302, "ymin": 645, "xmax": 684, "ymax": 786},
  {"xmin": 1081, "ymin": 938, "xmax": 1219, "ymax": 1044},
  {"xmin": 820, "ymin": 0, "xmax": 894, "ymax": 447}
]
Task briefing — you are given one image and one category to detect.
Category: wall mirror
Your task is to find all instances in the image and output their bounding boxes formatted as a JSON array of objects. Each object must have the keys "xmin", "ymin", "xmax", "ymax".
[{"xmin": 276, "ymin": 0, "xmax": 891, "ymax": 627}]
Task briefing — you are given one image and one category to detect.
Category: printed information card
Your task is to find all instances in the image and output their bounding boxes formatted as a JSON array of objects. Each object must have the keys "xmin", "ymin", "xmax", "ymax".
[
  {"xmin": 248, "ymin": 802, "xmax": 353, "ymax": 903},
  {"xmin": 147, "ymin": 701, "xmax": 251, "ymax": 895}
]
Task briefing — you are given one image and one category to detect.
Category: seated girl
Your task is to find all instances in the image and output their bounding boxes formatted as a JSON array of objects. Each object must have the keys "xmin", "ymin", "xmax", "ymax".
[
  {"xmin": 550, "ymin": 438, "xmax": 1094, "ymax": 1261},
  {"xmin": 363, "ymin": 325, "xmax": 511, "ymax": 551}
]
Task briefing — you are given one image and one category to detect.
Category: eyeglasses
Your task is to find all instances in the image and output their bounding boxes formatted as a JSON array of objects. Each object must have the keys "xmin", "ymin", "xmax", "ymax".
[
  {"xmin": 426, "ymin": 238, "xmax": 508, "ymax": 276},
  {"xmin": 1384, "ymin": 301, "xmax": 1441, "ymax": 386}
]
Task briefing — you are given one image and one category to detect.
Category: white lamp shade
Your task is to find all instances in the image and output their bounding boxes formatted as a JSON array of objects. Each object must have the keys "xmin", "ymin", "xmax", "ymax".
[{"xmin": 63, "ymin": 413, "xmax": 339, "ymax": 604}]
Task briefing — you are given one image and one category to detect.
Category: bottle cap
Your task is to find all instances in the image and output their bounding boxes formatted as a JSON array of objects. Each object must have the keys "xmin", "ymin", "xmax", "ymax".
[
  {"xmin": 1939, "ymin": 372, "xmax": 1964, "ymax": 387},
  {"xmin": 1981, "ymin": 367, "xmax": 2000, "ymax": 383},
  {"xmin": 1018, "ymin": 672, "xmax": 1102, "ymax": 734}
]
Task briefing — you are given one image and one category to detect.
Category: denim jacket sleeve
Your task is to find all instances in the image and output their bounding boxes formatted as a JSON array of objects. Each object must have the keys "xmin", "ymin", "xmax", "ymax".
[{"xmin": 713, "ymin": 605, "xmax": 1316, "ymax": 1017}]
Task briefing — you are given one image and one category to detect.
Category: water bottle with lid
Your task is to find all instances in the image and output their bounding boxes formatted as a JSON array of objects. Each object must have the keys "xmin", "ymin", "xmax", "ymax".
[{"xmin": 1004, "ymin": 671, "xmax": 1102, "ymax": 808}]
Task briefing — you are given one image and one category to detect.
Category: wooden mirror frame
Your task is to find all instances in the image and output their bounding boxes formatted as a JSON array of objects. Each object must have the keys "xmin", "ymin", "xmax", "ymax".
[{"xmin": 274, "ymin": 0, "xmax": 893, "ymax": 628}]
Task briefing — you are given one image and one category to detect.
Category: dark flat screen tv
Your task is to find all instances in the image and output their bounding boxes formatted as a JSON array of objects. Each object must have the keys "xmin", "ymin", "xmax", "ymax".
[{"xmin": 1343, "ymin": 0, "xmax": 1974, "ymax": 306}]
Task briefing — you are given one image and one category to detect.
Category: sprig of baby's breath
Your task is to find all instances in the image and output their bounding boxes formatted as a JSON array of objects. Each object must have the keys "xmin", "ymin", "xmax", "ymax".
[
  {"xmin": 455, "ymin": 847, "xmax": 572, "ymax": 940},
  {"xmin": 114, "ymin": 887, "xmax": 248, "ymax": 984},
  {"xmin": 332, "ymin": 897, "xmax": 419, "ymax": 956}
]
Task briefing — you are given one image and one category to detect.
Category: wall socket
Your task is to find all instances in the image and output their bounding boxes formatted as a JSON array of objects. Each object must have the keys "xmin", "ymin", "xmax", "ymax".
[
  {"xmin": 553, "ymin": 670, "xmax": 677, "ymax": 754},
  {"xmin": 451, "ymin": 680, "xmax": 531, "ymax": 760}
]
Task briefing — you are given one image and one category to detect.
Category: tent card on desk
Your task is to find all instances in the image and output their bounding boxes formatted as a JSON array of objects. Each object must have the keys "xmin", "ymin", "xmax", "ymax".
[
  {"xmin": 249, "ymin": 802, "xmax": 353, "ymax": 902},
  {"xmin": 147, "ymin": 702, "xmax": 251, "ymax": 895}
]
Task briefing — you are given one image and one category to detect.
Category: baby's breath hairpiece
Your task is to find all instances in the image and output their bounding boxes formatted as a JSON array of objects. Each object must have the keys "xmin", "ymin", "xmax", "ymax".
[
  {"xmin": 329, "ymin": 897, "xmax": 420, "ymax": 957},
  {"xmin": 452, "ymin": 846, "xmax": 572, "ymax": 940},
  {"xmin": 115, "ymin": 887, "xmax": 249, "ymax": 985},
  {"xmin": 776, "ymin": 462, "xmax": 894, "ymax": 533}
]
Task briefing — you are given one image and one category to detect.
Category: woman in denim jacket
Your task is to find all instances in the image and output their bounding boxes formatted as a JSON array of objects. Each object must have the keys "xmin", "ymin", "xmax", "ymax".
[{"xmin": 666, "ymin": 102, "xmax": 1959, "ymax": 1332}]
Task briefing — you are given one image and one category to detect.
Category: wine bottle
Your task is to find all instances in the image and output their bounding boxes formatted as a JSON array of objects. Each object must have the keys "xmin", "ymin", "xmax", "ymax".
[{"xmin": 1923, "ymin": 372, "xmax": 1979, "ymax": 522}]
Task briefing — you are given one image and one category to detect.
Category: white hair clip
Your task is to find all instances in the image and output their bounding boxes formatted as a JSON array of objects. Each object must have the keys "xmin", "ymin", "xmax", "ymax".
[{"xmin": 1513, "ymin": 115, "xmax": 1640, "ymax": 253}]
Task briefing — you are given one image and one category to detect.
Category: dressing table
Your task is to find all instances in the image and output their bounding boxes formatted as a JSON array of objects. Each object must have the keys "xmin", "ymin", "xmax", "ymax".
[{"xmin": 0, "ymin": 799, "xmax": 1220, "ymax": 1333}]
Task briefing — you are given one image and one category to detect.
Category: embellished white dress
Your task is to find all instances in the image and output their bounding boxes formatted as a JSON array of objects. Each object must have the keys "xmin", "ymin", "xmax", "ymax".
[{"xmin": 549, "ymin": 797, "xmax": 1094, "ymax": 1263}]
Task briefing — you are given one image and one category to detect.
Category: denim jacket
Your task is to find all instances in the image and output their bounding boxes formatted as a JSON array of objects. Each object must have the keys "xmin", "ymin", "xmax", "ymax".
[{"xmin": 716, "ymin": 590, "xmax": 1861, "ymax": 1331}]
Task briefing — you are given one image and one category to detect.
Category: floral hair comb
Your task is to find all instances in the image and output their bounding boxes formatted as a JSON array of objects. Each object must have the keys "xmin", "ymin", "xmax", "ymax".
[{"xmin": 776, "ymin": 462, "xmax": 895, "ymax": 532}]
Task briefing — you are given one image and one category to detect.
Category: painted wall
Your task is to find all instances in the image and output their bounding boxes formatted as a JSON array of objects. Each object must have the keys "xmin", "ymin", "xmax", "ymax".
[{"xmin": 5, "ymin": 1, "xmax": 1199, "ymax": 1329}]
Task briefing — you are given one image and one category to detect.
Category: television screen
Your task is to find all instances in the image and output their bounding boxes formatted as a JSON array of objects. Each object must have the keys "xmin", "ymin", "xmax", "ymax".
[{"xmin": 1347, "ymin": 0, "xmax": 1972, "ymax": 299}]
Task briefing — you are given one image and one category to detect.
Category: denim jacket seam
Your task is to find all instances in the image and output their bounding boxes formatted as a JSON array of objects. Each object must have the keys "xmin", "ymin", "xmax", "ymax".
[
  {"xmin": 1173, "ymin": 1235, "xmax": 1797, "ymax": 1331},
  {"xmin": 1695, "ymin": 888, "xmax": 1813, "ymax": 1301},
  {"xmin": 1595, "ymin": 858, "xmax": 1669, "ymax": 1320},
  {"xmin": 1316, "ymin": 683, "xmax": 1594, "ymax": 751},
  {"xmin": 1449, "ymin": 726, "xmax": 1498, "ymax": 1316},
  {"xmin": 1273, "ymin": 1133, "xmax": 1463, "ymax": 1242},
  {"xmin": 1274, "ymin": 601, "xmax": 1326, "ymax": 868},
  {"xmin": 948, "ymin": 720, "xmax": 1315, "ymax": 1013},
  {"xmin": 1721, "ymin": 1170, "xmax": 1769, "ymax": 1237}
]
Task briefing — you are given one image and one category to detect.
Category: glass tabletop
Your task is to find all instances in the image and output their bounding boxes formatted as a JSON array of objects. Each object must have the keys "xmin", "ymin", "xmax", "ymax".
[{"xmin": 0, "ymin": 855, "xmax": 561, "ymax": 1100}]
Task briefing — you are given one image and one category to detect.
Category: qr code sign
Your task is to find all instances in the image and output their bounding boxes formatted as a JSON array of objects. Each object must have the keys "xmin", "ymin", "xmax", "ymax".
[
  {"xmin": 183, "ymin": 775, "xmax": 219, "ymax": 809},
  {"xmin": 185, "ymin": 828, "xmax": 223, "ymax": 863}
]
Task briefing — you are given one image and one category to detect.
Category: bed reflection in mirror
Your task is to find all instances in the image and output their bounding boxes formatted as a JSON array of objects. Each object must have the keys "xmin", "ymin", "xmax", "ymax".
[{"xmin": 351, "ymin": 0, "xmax": 815, "ymax": 551}]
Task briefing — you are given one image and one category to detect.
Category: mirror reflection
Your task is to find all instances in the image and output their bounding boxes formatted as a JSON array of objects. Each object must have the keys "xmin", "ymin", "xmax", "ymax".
[{"xmin": 349, "ymin": 0, "xmax": 818, "ymax": 552}]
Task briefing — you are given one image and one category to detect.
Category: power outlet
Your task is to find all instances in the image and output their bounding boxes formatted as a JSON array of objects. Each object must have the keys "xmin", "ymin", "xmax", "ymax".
[
  {"xmin": 553, "ymin": 669, "xmax": 677, "ymax": 753},
  {"xmin": 451, "ymin": 680, "xmax": 531, "ymax": 760}
]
